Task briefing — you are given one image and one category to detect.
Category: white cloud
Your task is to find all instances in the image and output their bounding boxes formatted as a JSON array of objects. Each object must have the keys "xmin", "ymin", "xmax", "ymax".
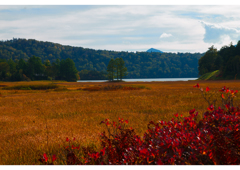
[
  {"xmin": 160, "ymin": 33, "xmax": 172, "ymax": 38},
  {"xmin": 200, "ymin": 21, "xmax": 240, "ymax": 44},
  {"xmin": 0, "ymin": 5, "xmax": 240, "ymax": 53}
]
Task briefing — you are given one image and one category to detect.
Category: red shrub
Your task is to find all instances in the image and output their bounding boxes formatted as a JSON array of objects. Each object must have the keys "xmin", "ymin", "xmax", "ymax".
[{"xmin": 39, "ymin": 84, "xmax": 240, "ymax": 165}]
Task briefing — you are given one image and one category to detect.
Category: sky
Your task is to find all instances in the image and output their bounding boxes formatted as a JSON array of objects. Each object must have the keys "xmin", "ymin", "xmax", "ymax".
[{"xmin": 0, "ymin": 1, "xmax": 240, "ymax": 53}]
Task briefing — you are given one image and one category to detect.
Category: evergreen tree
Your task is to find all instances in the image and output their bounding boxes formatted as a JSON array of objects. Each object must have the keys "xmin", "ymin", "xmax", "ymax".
[
  {"xmin": 44, "ymin": 59, "xmax": 53, "ymax": 80},
  {"xmin": 0, "ymin": 62, "xmax": 10, "ymax": 80},
  {"xmin": 107, "ymin": 59, "xmax": 116, "ymax": 81},
  {"xmin": 115, "ymin": 58, "xmax": 120, "ymax": 80},
  {"xmin": 60, "ymin": 58, "xmax": 79, "ymax": 82},
  {"xmin": 198, "ymin": 46, "xmax": 219, "ymax": 76},
  {"xmin": 26, "ymin": 56, "xmax": 45, "ymax": 80},
  {"xmin": 17, "ymin": 58, "xmax": 28, "ymax": 78},
  {"xmin": 51, "ymin": 59, "xmax": 60, "ymax": 80},
  {"xmin": 118, "ymin": 57, "xmax": 128, "ymax": 80},
  {"xmin": 7, "ymin": 59, "xmax": 16, "ymax": 76}
]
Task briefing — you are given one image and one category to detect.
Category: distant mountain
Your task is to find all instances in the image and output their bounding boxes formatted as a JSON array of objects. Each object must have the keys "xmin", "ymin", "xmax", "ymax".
[{"xmin": 146, "ymin": 48, "xmax": 163, "ymax": 53}]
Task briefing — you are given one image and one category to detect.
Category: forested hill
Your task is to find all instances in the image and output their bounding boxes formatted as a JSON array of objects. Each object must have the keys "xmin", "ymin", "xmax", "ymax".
[
  {"xmin": 0, "ymin": 38, "xmax": 203, "ymax": 78},
  {"xmin": 198, "ymin": 41, "xmax": 240, "ymax": 80}
]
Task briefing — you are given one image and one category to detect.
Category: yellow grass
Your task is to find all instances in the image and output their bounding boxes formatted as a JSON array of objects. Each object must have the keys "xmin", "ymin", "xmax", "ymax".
[{"xmin": 0, "ymin": 80, "xmax": 240, "ymax": 164}]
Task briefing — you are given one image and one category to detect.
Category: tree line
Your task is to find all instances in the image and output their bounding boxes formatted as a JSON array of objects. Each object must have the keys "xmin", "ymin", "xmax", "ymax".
[
  {"xmin": 198, "ymin": 41, "xmax": 240, "ymax": 79},
  {"xmin": 0, "ymin": 38, "xmax": 203, "ymax": 79},
  {"xmin": 0, "ymin": 56, "xmax": 79, "ymax": 82},
  {"xmin": 0, "ymin": 56, "xmax": 127, "ymax": 82}
]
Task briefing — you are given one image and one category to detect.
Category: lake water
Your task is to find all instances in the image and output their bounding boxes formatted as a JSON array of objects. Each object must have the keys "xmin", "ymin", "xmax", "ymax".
[{"xmin": 77, "ymin": 78, "xmax": 198, "ymax": 82}]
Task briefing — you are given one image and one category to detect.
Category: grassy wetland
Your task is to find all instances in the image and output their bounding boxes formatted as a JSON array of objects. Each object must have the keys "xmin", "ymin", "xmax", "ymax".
[{"xmin": 0, "ymin": 80, "xmax": 240, "ymax": 165}]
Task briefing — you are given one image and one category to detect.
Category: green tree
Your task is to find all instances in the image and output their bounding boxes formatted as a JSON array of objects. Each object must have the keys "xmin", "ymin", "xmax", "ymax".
[
  {"xmin": 118, "ymin": 58, "xmax": 128, "ymax": 80},
  {"xmin": 115, "ymin": 58, "xmax": 120, "ymax": 80},
  {"xmin": 44, "ymin": 59, "xmax": 54, "ymax": 80},
  {"xmin": 0, "ymin": 62, "xmax": 10, "ymax": 80},
  {"xmin": 107, "ymin": 58, "xmax": 116, "ymax": 81},
  {"xmin": 51, "ymin": 59, "xmax": 60, "ymax": 80},
  {"xmin": 8, "ymin": 59, "xmax": 16, "ymax": 76},
  {"xmin": 17, "ymin": 58, "xmax": 28, "ymax": 77},
  {"xmin": 26, "ymin": 56, "xmax": 45, "ymax": 80},
  {"xmin": 60, "ymin": 58, "xmax": 79, "ymax": 82},
  {"xmin": 198, "ymin": 46, "xmax": 219, "ymax": 76}
]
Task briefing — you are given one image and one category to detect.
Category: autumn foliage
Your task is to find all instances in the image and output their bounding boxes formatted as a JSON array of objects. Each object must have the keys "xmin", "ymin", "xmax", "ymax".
[{"xmin": 40, "ymin": 84, "xmax": 240, "ymax": 165}]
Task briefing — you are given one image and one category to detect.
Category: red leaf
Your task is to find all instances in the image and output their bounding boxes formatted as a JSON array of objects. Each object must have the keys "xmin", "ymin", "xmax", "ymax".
[
  {"xmin": 222, "ymin": 94, "xmax": 225, "ymax": 99},
  {"xmin": 101, "ymin": 148, "xmax": 105, "ymax": 156},
  {"xmin": 206, "ymin": 86, "xmax": 210, "ymax": 92},
  {"xmin": 52, "ymin": 155, "xmax": 57, "ymax": 162},
  {"xmin": 219, "ymin": 86, "xmax": 226, "ymax": 92},
  {"xmin": 209, "ymin": 152, "xmax": 213, "ymax": 159},
  {"xmin": 189, "ymin": 108, "xmax": 195, "ymax": 115},
  {"xmin": 43, "ymin": 153, "xmax": 48, "ymax": 162},
  {"xmin": 207, "ymin": 104, "xmax": 214, "ymax": 111},
  {"xmin": 140, "ymin": 148, "xmax": 148, "ymax": 155},
  {"xmin": 66, "ymin": 137, "xmax": 70, "ymax": 142},
  {"xmin": 193, "ymin": 83, "xmax": 200, "ymax": 88},
  {"xmin": 157, "ymin": 159, "xmax": 164, "ymax": 165}
]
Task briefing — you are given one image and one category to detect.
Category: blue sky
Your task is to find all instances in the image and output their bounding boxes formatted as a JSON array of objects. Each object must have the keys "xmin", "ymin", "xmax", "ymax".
[{"xmin": 0, "ymin": 2, "xmax": 240, "ymax": 53}]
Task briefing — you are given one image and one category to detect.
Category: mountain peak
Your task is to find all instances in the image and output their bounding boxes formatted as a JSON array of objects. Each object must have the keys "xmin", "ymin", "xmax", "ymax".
[{"xmin": 146, "ymin": 48, "xmax": 163, "ymax": 53}]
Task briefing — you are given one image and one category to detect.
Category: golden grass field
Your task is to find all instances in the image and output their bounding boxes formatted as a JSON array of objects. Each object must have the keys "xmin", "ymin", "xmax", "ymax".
[{"xmin": 0, "ymin": 80, "xmax": 240, "ymax": 165}]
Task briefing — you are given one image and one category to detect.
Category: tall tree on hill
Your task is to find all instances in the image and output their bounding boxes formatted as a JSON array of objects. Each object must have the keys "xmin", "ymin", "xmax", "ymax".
[
  {"xmin": 198, "ymin": 46, "xmax": 219, "ymax": 76},
  {"xmin": 107, "ymin": 58, "xmax": 116, "ymax": 81}
]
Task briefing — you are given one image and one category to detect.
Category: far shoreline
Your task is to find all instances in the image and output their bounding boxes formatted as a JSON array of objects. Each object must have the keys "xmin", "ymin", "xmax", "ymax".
[{"xmin": 77, "ymin": 77, "xmax": 198, "ymax": 83}]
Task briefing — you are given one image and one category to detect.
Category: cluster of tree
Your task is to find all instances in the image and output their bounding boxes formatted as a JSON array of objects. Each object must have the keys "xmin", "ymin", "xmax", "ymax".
[
  {"xmin": 107, "ymin": 58, "xmax": 127, "ymax": 81},
  {"xmin": 0, "ymin": 56, "xmax": 79, "ymax": 82},
  {"xmin": 0, "ymin": 38, "xmax": 203, "ymax": 79},
  {"xmin": 198, "ymin": 41, "xmax": 240, "ymax": 79}
]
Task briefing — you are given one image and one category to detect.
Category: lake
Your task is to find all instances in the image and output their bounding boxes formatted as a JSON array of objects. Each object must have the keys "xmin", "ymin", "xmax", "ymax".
[{"xmin": 77, "ymin": 78, "xmax": 198, "ymax": 82}]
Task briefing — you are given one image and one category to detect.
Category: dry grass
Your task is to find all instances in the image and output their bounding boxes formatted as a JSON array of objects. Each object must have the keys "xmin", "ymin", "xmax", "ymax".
[{"xmin": 0, "ymin": 80, "xmax": 240, "ymax": 164}]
